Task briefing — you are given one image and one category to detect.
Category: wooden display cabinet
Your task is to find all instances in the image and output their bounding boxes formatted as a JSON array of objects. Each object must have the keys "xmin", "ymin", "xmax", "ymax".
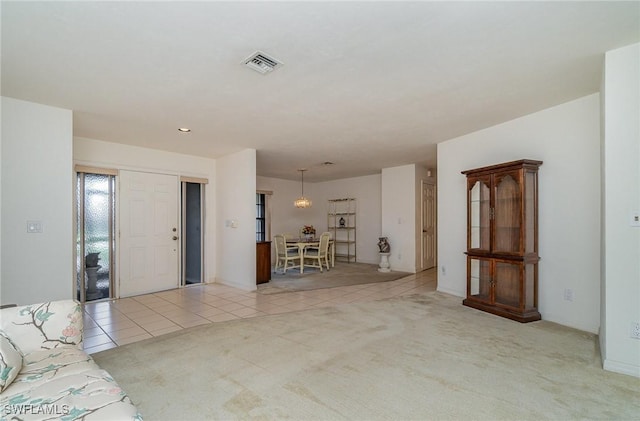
[{"xmin": 462, "ymin": 159, "xmax": 542, "ymax": 322}]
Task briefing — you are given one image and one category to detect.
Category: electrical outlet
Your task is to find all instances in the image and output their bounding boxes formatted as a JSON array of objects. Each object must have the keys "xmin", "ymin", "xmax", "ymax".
[
  {"xmin": 631, "ymin": 322, "xmax": 640, "ymax": 339},
  {"xmin": 27, "ymin": 220, "xmax": 43, "ymax": 233},
  {"xmin": 631, "ymin": 210, "xmax": 640, "ymax": 227},
  {"xmin": 563, "ymin": 288, "xmax": 574, "ymax": 302}
]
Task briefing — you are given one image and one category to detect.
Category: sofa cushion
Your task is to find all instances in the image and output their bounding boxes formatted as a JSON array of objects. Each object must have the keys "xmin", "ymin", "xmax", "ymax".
[
  {"xmin": 6, "ymin": 347, "xmax": 99, "ymax": 396},
  {"xmin": 0, "ymin": 301, "xmax": 83, "ymax": 355},
  {"xmin": 0, "ymin": 332, "xmax": 22, "ymax": 392},
  {"xmin": 0, "ymin": 368, "xmax": 140, "ymax": 420}
]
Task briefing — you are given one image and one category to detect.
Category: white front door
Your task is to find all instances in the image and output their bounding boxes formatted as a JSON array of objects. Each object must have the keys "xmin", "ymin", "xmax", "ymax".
[
  {"xmin": 422, "ymin": 180, "xmax": 436, "ymax": 270},
  {"xmin": 119, "ymin": 170, "xmax": 179, "ymax": 297}
]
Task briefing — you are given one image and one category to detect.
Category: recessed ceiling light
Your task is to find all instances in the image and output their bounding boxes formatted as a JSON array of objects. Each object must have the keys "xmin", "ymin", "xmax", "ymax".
[{"xmin": 178, "ymin": 127, "xmax": 191, "ymax": 133}]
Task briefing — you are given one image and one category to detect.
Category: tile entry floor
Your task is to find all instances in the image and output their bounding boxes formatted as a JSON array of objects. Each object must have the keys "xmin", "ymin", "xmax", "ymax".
[{"xmin": 82, "ymin": 269, "xmax": 437, "ymax": 354}]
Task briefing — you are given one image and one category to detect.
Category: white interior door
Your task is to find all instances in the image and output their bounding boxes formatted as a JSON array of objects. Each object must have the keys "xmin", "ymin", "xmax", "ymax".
[
  {"xmin": 422, "ymin": 180, "xmax": 436, "ymax": 270},
  {"xmin": 119, "ymin": 171, "xmax": 179, "ymax": 297}
]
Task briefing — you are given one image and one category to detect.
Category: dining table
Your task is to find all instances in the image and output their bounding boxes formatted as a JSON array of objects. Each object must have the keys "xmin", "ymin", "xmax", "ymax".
[{"xmin": 285, "ymin": 237, "xmax": 335, "ymax": 273}]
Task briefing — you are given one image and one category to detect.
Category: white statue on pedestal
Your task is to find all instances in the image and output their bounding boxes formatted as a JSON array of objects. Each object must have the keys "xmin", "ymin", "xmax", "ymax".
[{"xmin": 377, "ymin": 237, "xmax": 391, "ymax": 272}]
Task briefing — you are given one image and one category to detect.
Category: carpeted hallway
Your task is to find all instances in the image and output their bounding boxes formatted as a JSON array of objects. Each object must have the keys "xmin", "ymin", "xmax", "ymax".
[{"xmin": 93, "ymin": 290, "xmax": 640, "ymax": 420}]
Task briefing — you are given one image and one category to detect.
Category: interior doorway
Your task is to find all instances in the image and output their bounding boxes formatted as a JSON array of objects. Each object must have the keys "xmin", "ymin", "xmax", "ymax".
[{"xmin": 421, "ymin": 180, "xmax": 437, "ymax": 270}]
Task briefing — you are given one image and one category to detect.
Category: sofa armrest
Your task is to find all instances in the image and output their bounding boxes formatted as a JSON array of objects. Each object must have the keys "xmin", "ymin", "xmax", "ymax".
[{"xmin": 0, "ymin": 300, "xmax": 83, "ymax": 354}]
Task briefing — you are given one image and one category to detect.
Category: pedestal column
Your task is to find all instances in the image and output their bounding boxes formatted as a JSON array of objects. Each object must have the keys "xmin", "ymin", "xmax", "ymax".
[
  {"xmin": 378, "ymin": 252, "xmax": 391, "ymax": 272},
  {"xmin": 85, "ymin": 266, "xmax": 102, "ymax": 300}
]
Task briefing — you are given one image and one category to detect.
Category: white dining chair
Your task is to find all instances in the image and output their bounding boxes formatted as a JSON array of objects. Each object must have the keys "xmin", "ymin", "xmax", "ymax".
[
  {"xmin": 303, "ymin": 232, "xmax": 331, "ymax": 272},
  {"xmin": 274, "ymin": 234, "xmax": 301, "ymax": 274}
]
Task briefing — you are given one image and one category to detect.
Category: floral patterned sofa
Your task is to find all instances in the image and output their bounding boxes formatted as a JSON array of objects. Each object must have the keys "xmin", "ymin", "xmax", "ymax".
[{"xmin": 0, "ymin": 300, "xmax": 141, "ymax": 420}]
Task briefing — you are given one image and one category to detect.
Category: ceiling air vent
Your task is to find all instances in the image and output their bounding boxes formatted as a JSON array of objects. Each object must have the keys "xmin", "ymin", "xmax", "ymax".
[{"xmin": 243, "ymin": 51, "xmax": 283, "ymax": 75}]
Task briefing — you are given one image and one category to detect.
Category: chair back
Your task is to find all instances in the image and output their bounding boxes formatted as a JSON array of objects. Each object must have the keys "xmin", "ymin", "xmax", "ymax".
[
  {"xmin": 274, "ymin": 234, "xmax": 286, "ymax": 257},
  {"xmin": 319, "ymin": 232, "xmax": 330, "ymax": 254}
]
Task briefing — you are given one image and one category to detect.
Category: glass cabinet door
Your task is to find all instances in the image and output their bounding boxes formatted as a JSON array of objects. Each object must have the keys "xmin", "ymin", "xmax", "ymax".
[
  {"xmin": 493, "ymin": 171, "xmax": 522, "ymax": 255},
  {"xmin": 468, "ymin": 257, "xmax": 491, "ymax": 303},
  {"xmin": 494, "ymin": 260, "xmax": 522, "ymax": 309},
  {"xmin": 524, "ymin": 170, "xmax": 537, "ymax": 254},
  {"xmin": 468, "ymin": 176, "xmax": 491, "ymax": 252}
]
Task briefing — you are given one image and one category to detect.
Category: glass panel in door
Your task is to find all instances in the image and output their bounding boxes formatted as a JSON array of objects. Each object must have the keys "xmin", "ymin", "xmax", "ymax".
[
  {"xmin": 468, "ymin": 257, "xmax": 491, "ymax": 303},
  {"xmin": 76, "ymin": 173, "xmax": 115, "ymax": 302},
  {"xmin": 182, "ymin": 182, "xmax": 204, "ymax": 285},
  {"xmin": 469, "ymin": 177, "xmax": 491, "ymax": 251},
  {"xmin": 494, "ymin": 260, "xmax": 521, "ymax": 309},
  {"xmin": 493, "ymin": 172, "xmax": 521, "ymax": 254},
  {"xmin": 524, "ymin": 171, "xmax": 537, "ymax": 254}
]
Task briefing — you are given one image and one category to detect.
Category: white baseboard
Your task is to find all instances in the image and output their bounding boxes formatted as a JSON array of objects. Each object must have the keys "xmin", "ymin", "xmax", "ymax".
[
  {"xmin": 603, "ymin": 358, "xmax": 640, "ymax": 378},
  {"xmin": 213, "ymin": 277, "xmax": 256, "ymax": 292},
  {"xmin": 436, "ymin": 286, "xmax": 465, "ymax": 298}
]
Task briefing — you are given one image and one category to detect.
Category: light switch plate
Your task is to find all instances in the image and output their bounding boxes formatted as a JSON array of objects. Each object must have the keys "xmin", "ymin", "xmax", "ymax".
[{"xmin": 631, "ymin": 210, "xmax": 640, "ymax": 227}]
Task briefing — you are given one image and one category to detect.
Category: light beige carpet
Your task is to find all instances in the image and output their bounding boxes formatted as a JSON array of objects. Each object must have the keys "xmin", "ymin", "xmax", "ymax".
[
  {"xmin": 93, "ymin": 292, "xmax": 640, "ymax": 420},
  {"xmin": 259, "ymin": 262, "xmax": 411, "ymax": 294}
]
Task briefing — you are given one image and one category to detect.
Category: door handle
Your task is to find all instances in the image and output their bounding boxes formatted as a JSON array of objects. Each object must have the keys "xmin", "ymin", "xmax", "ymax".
[{"xmin": 172, "ymin": 236, "xmax": 179, "ymax": 241}]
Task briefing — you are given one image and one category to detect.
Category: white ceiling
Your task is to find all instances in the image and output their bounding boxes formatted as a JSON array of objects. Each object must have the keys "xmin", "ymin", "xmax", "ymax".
[{"xmin": 2, "ymin": 1, "xmax": 639, "ymax": 182}]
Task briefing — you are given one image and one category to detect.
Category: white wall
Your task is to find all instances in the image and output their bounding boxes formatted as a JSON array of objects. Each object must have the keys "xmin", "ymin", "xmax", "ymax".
[
  {"xmin": 601, "ymin": 43, "xmax": 640, "ymax": 377},
  {"xmin": 382, "ymin": 165, "xmax": 417, "ymax": 273},
  {"xmin": 1, "ymin": 97, "xmax": 73, "ymax": 305},
  {"xmin": 438, "ymin": 94, "xmax": 601, "ymax": 333},
  {"xmin": 73, "ymin": 137, "xmax": 217, "ymax": 285},
  {"xmin": 257, "ymin": 173, "xmax": 382, "ymax": 264},
  {"xmin": 216, "ymin": 149, "xmax": 256, "ymax": 290}
]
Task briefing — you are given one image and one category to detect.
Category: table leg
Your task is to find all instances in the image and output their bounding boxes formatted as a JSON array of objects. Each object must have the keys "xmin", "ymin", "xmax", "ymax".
[
  {"xmin": 331, "ymin": 241, "xmax": 335, "ymax": 267},
  {"xmin": 299, "ymin": 244, "xmax": 305, "ymax": 273}
]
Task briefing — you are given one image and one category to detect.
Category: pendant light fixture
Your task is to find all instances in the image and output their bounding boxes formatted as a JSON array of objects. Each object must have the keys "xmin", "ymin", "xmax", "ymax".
[{"xmin": 294, "ymin": 169, "xmax": 312, "ymax": 208}]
